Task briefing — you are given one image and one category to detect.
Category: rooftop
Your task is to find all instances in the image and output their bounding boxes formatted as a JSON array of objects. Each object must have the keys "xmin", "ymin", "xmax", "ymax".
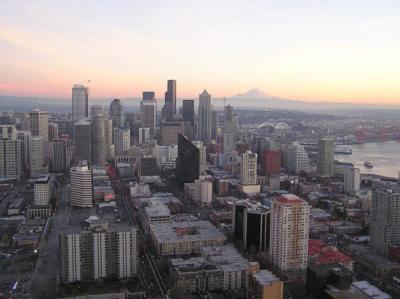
[{"xmin": 252, "ymin": 270, "xmax": 281, "ymax": 286}]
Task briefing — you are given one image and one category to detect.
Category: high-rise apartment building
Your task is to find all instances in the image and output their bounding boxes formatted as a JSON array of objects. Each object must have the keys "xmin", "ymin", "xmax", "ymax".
[
  {"xmin": 34, "ymin": 175, "xmax": 51, "ymax": 206},
  {"xmin": 163, "ymin": 79, "xmax": 176, "ymax": 121},
  {"xmin": 198, "ymin": 90, "xmax": 212, "ymax": 144},
  {"xmin": 72, "ymin": 84, "xmax": 89, "ymax": 122},
  {"xmin": 370, "ymin": 181, "xmax": 400, "ymax": 256},
  {"xmin": 141, "ymin": 94, "xmax": 157, "ymax": 137},
  {"xmin": 0, "ymin": 128, "xmax": 21, "ymax": 178},
  {"xmin": 317, "ymin": 138, "xmax": 334, "ymax": 177},
  {"xmin": 344, "ymin": 167, "xmax": 360, "ymax": 195},
  {"xmin": 240, "ymin": 151, "xmax": 257, "ymax": 186},
  {"xmin": 30, "ymin": 136, "xmax": 45, "ymax": 178},
  {"xmin": 260, "ymin": 150, "xmax": 281, "ymax": 176},
  {"xmin": 286, "ymin": 141, "xmax": 310, "ymax": 174},
  {"xmin": 223, "ymin": 105, "xmax": 235, "ymax": 156},
  {"xmin": 113, "ymin": 127, "xmax": 130, "ymax": 155},
  {"xmin": 59, "ymin": 217, "xmax": 138, "ymax": 282},
  {"xmin": 70, "ymin": 161, "xmax": 93, "ymax": 208},
  {"xmin": 109, "ymin": 99, "xmax": 124, "ymax": 129},
  {"xmin": 29, "ymin": 109, "xmax": 48, "ymax": 141},
  {"xmin": 74, "ymin": 120, "xmax": 91, "ymax": 165},
  {"xmin": 270, "ymin": 194, "xmax": 310, "ymax": 271}
]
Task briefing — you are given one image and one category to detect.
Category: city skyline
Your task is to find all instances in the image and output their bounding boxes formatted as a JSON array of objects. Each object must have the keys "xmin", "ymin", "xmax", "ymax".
[{"xmin": 1, "ymin": 1, "xmax": 400, "ymax": 105}]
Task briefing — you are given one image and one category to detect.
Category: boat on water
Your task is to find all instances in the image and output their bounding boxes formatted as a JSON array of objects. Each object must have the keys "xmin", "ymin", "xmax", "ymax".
[
  {"xmin": 364, "ymin": 161, "xmax": 373, "ymax": 168},
  {"xmin": 334, "ymin": 146, "xmax": 352, "ymax": 155}
]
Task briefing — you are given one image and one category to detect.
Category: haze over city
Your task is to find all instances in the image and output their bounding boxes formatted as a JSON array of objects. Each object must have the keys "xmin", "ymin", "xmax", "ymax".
[{"xmin": 1, "ymin": 1, "xmax": 400, "ymax": 104}]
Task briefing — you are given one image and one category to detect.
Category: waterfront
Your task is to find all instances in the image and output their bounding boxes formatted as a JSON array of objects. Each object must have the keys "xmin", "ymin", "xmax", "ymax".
[{"xmin": 335, "ymin": 140, "xmax": 400, "ymax": 178}]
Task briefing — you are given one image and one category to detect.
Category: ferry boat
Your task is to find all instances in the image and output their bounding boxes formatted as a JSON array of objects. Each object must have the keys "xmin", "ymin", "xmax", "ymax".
[
  {"xmin": 334, "ymin": 146, "xmax": 352, "ymax": 155},
  {"xmin": 364, "ymin": 161, "xmax": 373, "ymax": 168}
]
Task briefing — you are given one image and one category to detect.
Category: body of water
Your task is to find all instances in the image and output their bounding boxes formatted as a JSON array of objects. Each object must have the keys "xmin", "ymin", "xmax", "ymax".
[{"xmin": 335, "ymin": 140, "xmax": 400, "ymax": 178}]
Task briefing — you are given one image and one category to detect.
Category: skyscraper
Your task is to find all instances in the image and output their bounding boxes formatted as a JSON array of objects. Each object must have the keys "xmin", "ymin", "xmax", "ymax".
[
  {"xmin": 74, "ymin": 120, "xmax": 91, "ymax": 165},
  {"xmin": 211, "ymin": 110, "xmax": 218, "ymax": 141},
  {"xmin": 240, "ymin": 151, "xmax": 257, "ymax": 186},
  {"xmin": 48, "ymin": 122, "xmax": 59, "ymax": 142},
  {"xmin": 16, "ymin": 130, "xmax": 31, "ymax": 169},
  {"xmin": 51, "ymin": 139, "xmax": 69, "ymax": 172},
  {"xmin": 286, "ymin": 141, "xmax": 310, "ymax": 174},
  {"xmin": 29, "ymin": 109, "xmax": 48, "ymax": 141},
  {"xmin": 103, "ymin": 118, "xmax": 114, "ymax": 161},
  {"xmin": 109, "ymin": 99, "xmax": 124, "ymax": 129},
  {"xmin": 91, "ymin": 115, "xmax": 105, "ymax": 166},
  {"xmin": 72, "ymin": 84, "xmax": 89, "ymax": 122},
  {"xmin": 176, "ymin": 134, "xmax": 200, "ymax": 183},
  {"xmin": 138, "ymin": 127, "xmax": 150, "ymax": 145},
  {"xmin": 70, "ymin": 160, "xmax": 93, "ymax": 208},
  {"xmin": 30, "ymin": 136, "xmax": 45, "ymax": 178},
  {"xmin": 141, "ymin": 93, "xmax": 157, "ymax": 137},
  {"xmin": 317, "ymin": 138, "xmax": 334, "ymax": 177},
  {"xmin": 160, "ymin": 120, "xmax": 184, "ymax": 146},
  {"xmin": 0, "ymin": 130, "xmax": 21, "ymax": 178},
  {"xmin": 243, "ymin": 207, "xmax": 270, "ymax": 252},
  {"xmin": 370, "ymin": 181, "xmax": 400, "ymax": 256},
  {"xmin": 182, "ymin": 100, "xmax": 195, "ymax": 127},
  {"xmin": 113, "ymin": 127, "xmax": 130, "ymax": 155},
  {"xmin": 223, "ymin": 105, "xmax": 235, "ymax": 156},
  {"xmin": 163, "ymin": 79, "xmax": 176, "ymax": 121},
  {"xmin": 198, "ymin": 90, "xmax": 212, "ymax": 144},
  {"xmin": 270, "ymin": 194, "xmax": 310, "ymax": 271},
  {"xmin": 343, "ymin": 167, "xmax": 360, "ymax": 195},
  {"xmin": 90, "ymin": 105, "xmax": 104, "ymax": 118}
]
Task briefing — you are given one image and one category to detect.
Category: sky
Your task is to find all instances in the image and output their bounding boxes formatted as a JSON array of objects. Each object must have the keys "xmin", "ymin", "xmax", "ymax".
[{"xmin": 0, "ymin": 0, "xmax": 399, "ymax": 105}]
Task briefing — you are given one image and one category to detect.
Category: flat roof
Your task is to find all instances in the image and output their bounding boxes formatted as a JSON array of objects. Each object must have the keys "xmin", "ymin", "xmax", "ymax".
[
  {"xmin": 252, "ymin": 270, "xmax": 280, "ymax": 286},
  {"xmin": 151, "ymin": 220, "xmax": 226, "ymax": 243}
]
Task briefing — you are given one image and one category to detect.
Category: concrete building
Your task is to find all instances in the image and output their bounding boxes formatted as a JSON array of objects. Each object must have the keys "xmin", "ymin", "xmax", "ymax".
[
  {"xmin": 194, "ymin": 177, "xmax": 213, "ymax": 207},
  {"xmin": 192, "ymin": 140, "xmax": 207, "ymax": 176},
  {"xmin": 103, "ymin": 118, "xmax": 114, "ymax": 161},
  {"xmin": 198, "ymin": 90, "xmax": 212, "ymax": 144},
  {"xmin": 113, "ymin": 127, "xmax": 130, "ymax": 155},
  {"xmin": 48, "ymin": 122, "xmax": 59, "ymax": 142},
  {"xmin": 270, "ymin": 194, "xmax": 310, "ymax": 271},
  {"xmin": 72, "ymin": 84, "xmax": 89, "ymax": 122},
  {"xmin": 260, "ymin": 150, "xmax": 281, "ymax": 176},
  {"xmin": 141, "ymin": 94, "xmax": 157, "ymax": 137},
  {"xmin": 223, "ymin": 105, "xmax": 235, "ymax": 157},
  {"xmin": 70, "ymin": 161, "xmax": 93, "ymax": 208},
  {"xmin": 0, "ymin": 137, "xmax": 21, "ymax": 178},
  {"xmin": 74, "ymin": 120, "xmax": 91, "ymax": 165},
  {"xmin": 317, "ymin": 138, "xmax": 334, "ymax": 177},
  {"xmin": 59, "ymin": 217, "xmax": 138, "ymax": 282},
  {"xmin": 34, "ymin": 175, "xmax": 51, "ymax": 206},
  {"xmin": 90, "ymin": 105, "xmax": 104, "ymax": 118},
  {"xmin": 240, "ymin": 151, "xmax": 257, "ymax": 185},
  {"xmin": 16, "ymin": 130, "xmax": 31, "ymax": 169},
  {"xmin": 370, "ymin": 181, "xmax": 400, "ymax": 256},
  {"xmin": 91, "ymin": 115, "xmax": 105, "ymax": 166},
  {"xmin": 286, "ymin": 141, "xmax": 310, "ymax": 174},
  {"xmin": 30, "ymin": 136, "xmax": 46, "ymax": 178},
  {"xmin": 51, "ymin": 138, "xmax": 69, "ymax": 173},
  {"xmin": 150, "ymin": 220, "xmax": 226, "ymax": 256},
  {"xmin": 152, "ymin": 144, "xmax": 178, "ymax": 169},
  {"xmin": 248, "ymin": 270, "xmax": 283, "ymax": 299},
  {"xmin": 139, "ymin": 156, "xmax": 158, "ymax": 180},
  {"xmin": 344, "ymin": 167, "xmax": 360, "ymax": 195},
  {"xmin": 109, "ymin": 98, "xmax": 124, "ymax": 129},
  {"xmin": 182, "ymin": 99, "xmax": 194, "ymax": 127},
  {"xmin": 160, "ymin": 120, "xmax": 184, "ymax": 145},
  {"xmin": 138, "ymin": 127, "xmax": 150, "ymax": 145},
  {"xmin": 163, "ymin": 79, "xmax": 176, "ymax": 121},
  {"xmin": 29, "ymin": 109, "xmax": 48, "ymax": 141}
]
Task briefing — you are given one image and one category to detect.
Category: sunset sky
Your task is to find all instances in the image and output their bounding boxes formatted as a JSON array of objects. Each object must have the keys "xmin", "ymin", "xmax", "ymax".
[{"xmin": 0, "ymin": 0, "xmax": 399, "ymax": 105}]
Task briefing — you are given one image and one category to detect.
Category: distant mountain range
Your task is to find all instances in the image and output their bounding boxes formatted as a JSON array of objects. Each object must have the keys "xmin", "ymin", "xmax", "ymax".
[{"xmin": 1, "ymin": 89, "xmax": 399, "ymax": 117}]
